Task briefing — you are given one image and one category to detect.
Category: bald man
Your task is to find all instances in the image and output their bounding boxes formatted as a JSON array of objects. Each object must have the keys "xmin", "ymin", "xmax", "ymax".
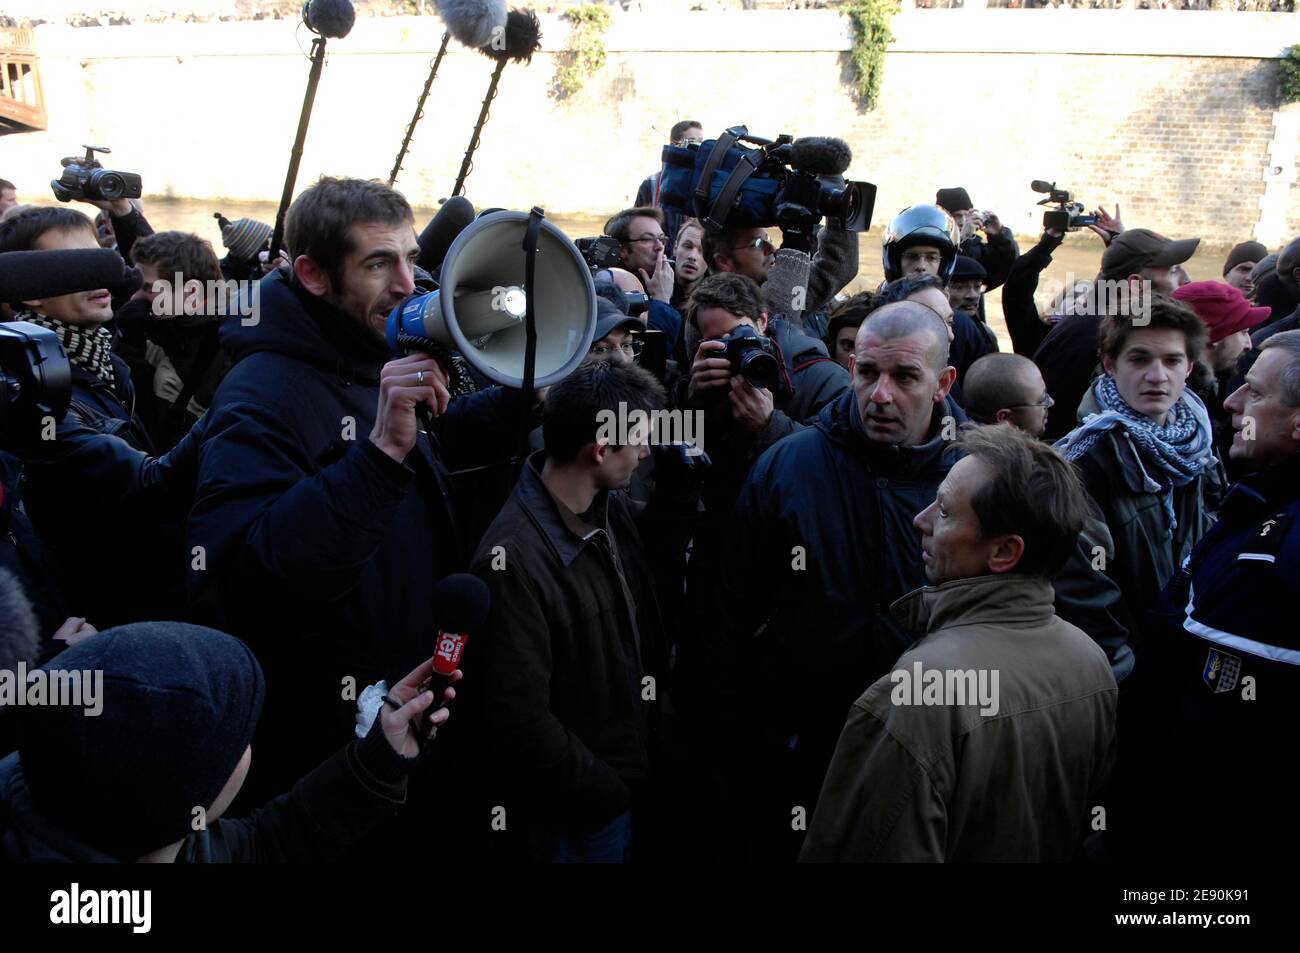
[{"xmin": 964, "ymin": 353, "xmax": 1055, "ymax": 438}]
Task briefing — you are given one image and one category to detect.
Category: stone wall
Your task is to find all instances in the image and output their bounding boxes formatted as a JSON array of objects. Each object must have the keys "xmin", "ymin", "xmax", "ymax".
[{"xmin": 2, "ymin": 10, "xmax": 1298, "ymax": 243}]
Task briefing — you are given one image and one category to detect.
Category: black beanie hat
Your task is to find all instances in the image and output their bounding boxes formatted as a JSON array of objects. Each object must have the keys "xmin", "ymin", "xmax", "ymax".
[
  {"xmin": 16, "ymin": 622, "xmax": 264, "ymax": 859},
  {"xmin": 1223, "ymin": 241, "xmax": 1267, "ymax": 277},
  {"xmin": 935, "ymin": 188, "xmax": 973, "ymax": 215}
]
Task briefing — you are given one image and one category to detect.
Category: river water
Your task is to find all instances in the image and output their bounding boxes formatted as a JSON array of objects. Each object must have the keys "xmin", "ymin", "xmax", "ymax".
[{"xmin": 141, "ymin": 197, "xmax": 1233, "ymax": 350}]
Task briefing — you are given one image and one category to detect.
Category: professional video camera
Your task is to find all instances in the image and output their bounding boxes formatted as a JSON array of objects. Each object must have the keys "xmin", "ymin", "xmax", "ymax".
[
  {"xmin": 576, "ymin": 236, "xmax": 623, "ymax": 272},
  {"xmin": 719, "ymin": 324, "xmax": 781, "ymax": 392},
  {"xmin": 50, "ymin": 145, "xmax": 143, "ymax": 204},
  {"xmin": 657, "ymin": 125, "xmax": 877, "ymax": 242},
  {"xmin": 1032, "ymin": 180, "xmax": 1097, "ymax": 233},
  {"xmin": 0, "ymin": 322, "xmax": 71, "ymax": 439}
]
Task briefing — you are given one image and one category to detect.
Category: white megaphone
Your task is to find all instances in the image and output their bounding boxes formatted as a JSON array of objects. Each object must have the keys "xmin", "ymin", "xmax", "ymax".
[{"xmin": 386, "ymin": 210, "xmax": 597, "ymax": 388}]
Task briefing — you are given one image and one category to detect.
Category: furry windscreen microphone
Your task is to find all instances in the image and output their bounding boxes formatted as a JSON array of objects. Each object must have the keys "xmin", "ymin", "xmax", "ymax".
[
  {"xmin": 434, "ymin": 0, "xmax": 508, "ymax": 49},
  {"xmin": 417, "ymin": 196, "xmax": 476, "ymax": 274},
  {"xmin": 0, "ymin": 249, "xmax": 142, "ymax": 303},
  {"xmin": 492, "ymin": 9, "xmax": 543, "ymax": 64},
  {"xmin": 304, "ymin": 0, "xmax": 356, "ymax": 39},
  {"xmin": 789, "ymin": 137, "xmax": 853, "ymax": 177}
]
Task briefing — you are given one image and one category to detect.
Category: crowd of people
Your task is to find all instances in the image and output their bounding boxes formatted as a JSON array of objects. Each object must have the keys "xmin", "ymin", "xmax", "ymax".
[{"xmin": 1, "ymin": 116, "xmax": 1298, "ymax": 865}]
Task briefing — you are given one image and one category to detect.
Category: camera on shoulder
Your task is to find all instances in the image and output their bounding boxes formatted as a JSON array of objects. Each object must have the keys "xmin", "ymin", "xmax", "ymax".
[
  {"xmin": 656, "ymin": 125, "xmax": 877, "ymax": 240},
  {"xmin": 50, "ymin": 145, "xmax": 143, "ymax": 204}
]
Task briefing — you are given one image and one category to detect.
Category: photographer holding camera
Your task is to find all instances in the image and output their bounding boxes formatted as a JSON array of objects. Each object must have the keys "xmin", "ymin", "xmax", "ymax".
[
  {"xmin": 683, "ymin": 273, "xmax": 848, "ymax": 480},
  {"xmin": 935, "ymin": 187, "xmax": 1018, "ymax": 327},
  {"xmin": 0, "ymin": 208, "xmax": 203, "ymax": 629}
]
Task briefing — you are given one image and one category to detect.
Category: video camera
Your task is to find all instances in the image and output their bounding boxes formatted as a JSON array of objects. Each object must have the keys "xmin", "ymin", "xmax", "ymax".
[
  {"xmin": 657, "ymin": 126, "xmax": 877, "ymax": 241},
  {"xmin": 576, "ymin": 236, "xmax": 623, "ymax": 272},
  {"xmin": 51, "ymin": 145, "xmax": 143, "ymax": 204},
  {"xmin": 1032, "ymin": 180, "xmax": 1097, "ymax": 233},
  {"xmin": 0, "ymin": 322, "xmax": 71, "ymax": 440}
]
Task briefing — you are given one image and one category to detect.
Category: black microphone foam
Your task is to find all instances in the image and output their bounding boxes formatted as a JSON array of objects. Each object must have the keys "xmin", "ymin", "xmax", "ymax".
[
  {"xmin": 305, "ymin": 0, "xmax": 356, "ymax": 39},
  {"xmin": 417, "ymin": 196, "xmax": 476, "ymax": 274},
  {"xmin": 432, "ymin": 573, "xmax": 491, "ymax": 633},
  {"xmin": 789, "ymin": 137, "xmax": 853, "ymax": 177},
  {"xmin": 0, "ymin": 249, "xmax": 142, "ymax": 304}
]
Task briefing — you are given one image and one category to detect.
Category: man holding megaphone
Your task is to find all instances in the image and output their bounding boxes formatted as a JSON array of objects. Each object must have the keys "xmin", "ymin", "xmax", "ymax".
[{"xmin": 186, "ymin": 176, "xmax": 589, "ymax": 805}]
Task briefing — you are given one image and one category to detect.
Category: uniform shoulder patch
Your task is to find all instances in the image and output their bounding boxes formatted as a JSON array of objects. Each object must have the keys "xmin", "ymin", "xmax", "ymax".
[{"xmin": 1203, "ymin": 648, "xmax": 1242, "ymax": 694}]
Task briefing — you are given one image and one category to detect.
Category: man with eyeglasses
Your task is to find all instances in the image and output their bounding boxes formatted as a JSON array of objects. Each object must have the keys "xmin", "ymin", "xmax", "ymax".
[
  {"xmin": 702, "ymin": 216, "xmax": 860, "ymax": 341},
  {"xmin": 964, "ymin": 353, "xmax": 1055, "ymax": 439},
  {"xmin": 604, "ymin": 206, "xmax": 682, "ymax": 349}
]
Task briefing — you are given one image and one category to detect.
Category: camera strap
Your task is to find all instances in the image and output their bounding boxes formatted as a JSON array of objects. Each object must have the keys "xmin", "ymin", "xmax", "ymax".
[
  {"xmin": 703, "ymin": 152, "xmax": 761, "ymax": 233},
  {"xmin": 694, "ymin": 129, "xmax": 753, "ymax": 229},
  {"xmin": 521, "ymin": 207, "xmax": 544, "ymax": 398}
]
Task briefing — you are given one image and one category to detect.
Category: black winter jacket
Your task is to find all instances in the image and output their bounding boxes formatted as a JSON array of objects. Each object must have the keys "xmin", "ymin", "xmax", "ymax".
[
  {"xmin": 6, "ymin": 352, "xmax": 200, "ymax": 627},
  {"xmin": 466, "ymin": 455, "xmax": 669, "ymax": 829},
  {"xmin": 187, "ymin": 269, "xmax": 534, "ymax": 792},
  {"xmin": 701, "ymin": 391, "xmax": 965, "ymax": 771},
  {"xmin": 1002, "ymin": 230, "xmax": 1064, "ymax": 357}
]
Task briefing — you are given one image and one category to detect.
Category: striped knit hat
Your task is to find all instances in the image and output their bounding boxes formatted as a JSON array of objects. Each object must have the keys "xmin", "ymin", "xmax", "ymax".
[{"xmin": 213, "ymin": 212, "xmax": 272, "ymax": 262}]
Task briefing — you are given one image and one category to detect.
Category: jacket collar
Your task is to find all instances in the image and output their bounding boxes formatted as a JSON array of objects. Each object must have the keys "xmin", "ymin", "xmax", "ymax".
[
  {"xmin": 891, "ymin": 574, "xmax": 1057, "ymax": 636},
  {"xmin": 1220, "ymin": 453, "xmax": 1300, "ymax": 524},
  {"xmin": 516, "ymin": 451, "xmax": 612, "ymax": 568},
  {"xmin": 219, "ymin": 268, "xmax": 392, "ymax": 385},
  {"xmin": 818, "ymin": 389, "xmax": 966, "ymax": 477}
]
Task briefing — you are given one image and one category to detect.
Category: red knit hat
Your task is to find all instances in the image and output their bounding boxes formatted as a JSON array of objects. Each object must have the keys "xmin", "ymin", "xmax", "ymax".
[{"xmin": 1172, "ymin": 281, "xmax": 1271, "ymax": 343}]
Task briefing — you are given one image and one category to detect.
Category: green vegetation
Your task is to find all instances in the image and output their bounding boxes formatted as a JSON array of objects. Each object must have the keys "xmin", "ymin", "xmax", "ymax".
[
  {"xmin": 1281, "ymin": 44, "xmax": 1300, "ymax": 104},
  {"xmin": 551, "ymin": 5, "xmax": 613, "ymax": 102},
  {"xmin": 840, "ymin": 0, "xmax": 900, "ymax": 111}
]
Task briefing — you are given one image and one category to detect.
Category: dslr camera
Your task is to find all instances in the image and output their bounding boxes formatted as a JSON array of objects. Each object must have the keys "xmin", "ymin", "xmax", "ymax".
[
  {"xmin": 1032, "ymin": 180, "xmax": 1097, "ymax": 232},
  {"xmin": 719, "ymin": 324, "xmax": 781, "ymax": 392},
  {"xmin": 51, "ymin": 145, "xmax": 143, "ymax": 204},
  {"xmin": 658, "ymin": 125, "xmax": 877, "ymax": 242}
]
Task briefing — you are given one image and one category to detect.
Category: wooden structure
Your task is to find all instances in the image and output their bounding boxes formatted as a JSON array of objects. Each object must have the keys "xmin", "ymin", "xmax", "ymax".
[{"xmin": 1, "ymin": 26, "xmax": 48, "ymax": 135}]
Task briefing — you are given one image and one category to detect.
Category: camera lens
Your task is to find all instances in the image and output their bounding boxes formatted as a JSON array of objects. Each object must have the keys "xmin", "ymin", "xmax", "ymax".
[
  {"xmin": 90, "ymin": 170, "xmax": 126, "ymax": 200},
  {"xmin": 739, "ymin": 348, "xmax": 780, "ymax": 391}
]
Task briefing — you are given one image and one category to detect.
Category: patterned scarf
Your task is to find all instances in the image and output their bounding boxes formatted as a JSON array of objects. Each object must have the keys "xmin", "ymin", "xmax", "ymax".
[
  {"xmin": 19, "ymin": 310, "xmax": 116, "ymax": 386},
  {"xmin": 1055, "ymin": 374, "xmax": 1214, "ymax": 533}
]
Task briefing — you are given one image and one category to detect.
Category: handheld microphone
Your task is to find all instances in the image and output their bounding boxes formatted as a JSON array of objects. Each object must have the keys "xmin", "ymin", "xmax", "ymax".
[
  {"xmin": 434, "ymin": 0, "xmax": 508, "ymax": 50},
  {"xmin": 789, "ymin": 137, "xmax": 853, "ymax": 177},
  {"xmin": 303, "ymin": 0, "xmax": 355, "ymax": 39},
  {"xmin": 0, "ymin": 249, "xmax": 143, "ymax": 304},
  {"xmin": 417, "ymin": 196, "xmax": 476, "ymax": 274},
  {"xmin": 426, "ymin": 573, "xmax": 491, "ymax": 715}
]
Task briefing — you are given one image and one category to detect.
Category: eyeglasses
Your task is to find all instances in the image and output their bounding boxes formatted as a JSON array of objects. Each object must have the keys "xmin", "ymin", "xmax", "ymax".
[
  {"xmin": 589, "ymin": 340, "xmax": 644, "ymax": 358},
  {"xmin": 627, "ymin": 234, "xmax": 668, "ymax": 247},
  {"xmin": 734, "ymin": 237, "xmax": 775, "ymax": 253},
  {"xmin": 1007, "ymin": 393, "xmax": 1055, "ymax": 411}
]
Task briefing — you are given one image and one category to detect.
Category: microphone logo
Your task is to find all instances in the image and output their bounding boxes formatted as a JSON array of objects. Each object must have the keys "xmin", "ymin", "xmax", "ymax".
[{"xmin": 434, "ymin": 632, "xmax": 467, "ymax": 671}]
